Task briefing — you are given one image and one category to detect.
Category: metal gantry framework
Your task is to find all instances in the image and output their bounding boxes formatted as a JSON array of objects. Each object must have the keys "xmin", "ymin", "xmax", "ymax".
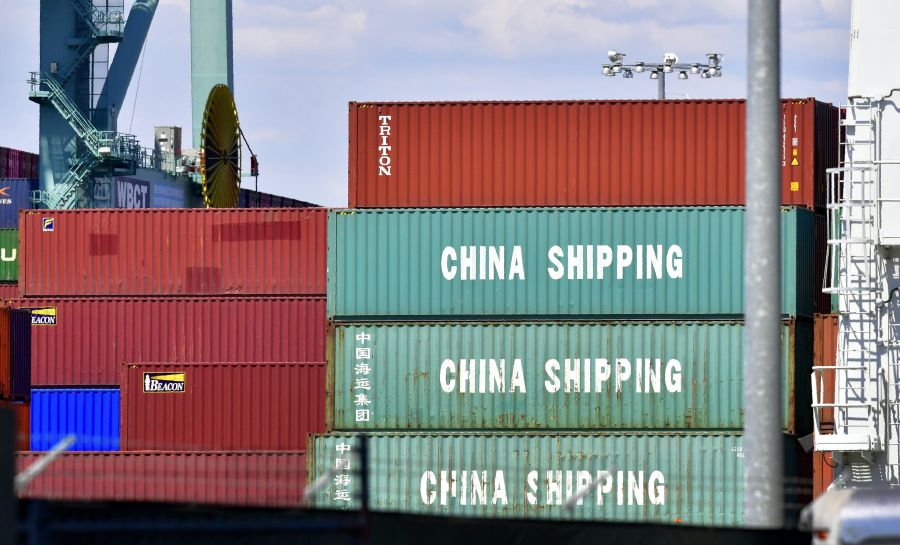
[
  {"xmin": 814, "ymin": 96, "xmax": 900, "ymax": 486},
  {"xmin": 28, "ymin": 0, "xmax": 138, "ymax": 209}
]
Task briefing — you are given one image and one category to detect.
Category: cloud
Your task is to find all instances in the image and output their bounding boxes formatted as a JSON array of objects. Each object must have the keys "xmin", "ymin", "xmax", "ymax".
[
  {"xmin": 461, "ymin": 0, "xmax": 633, "ymax": 57},
  {"xmin": 234, "ymin": 3, "xmax": 367, "ymax": 57}
]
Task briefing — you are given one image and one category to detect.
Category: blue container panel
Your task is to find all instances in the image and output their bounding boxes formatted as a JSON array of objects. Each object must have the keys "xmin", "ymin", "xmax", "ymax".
[
  {"xmin": 30, "ymin": 388, "xmax": 120, "ymax": 451},
  {"xmin": 0, "ymin": 179, "xmax": 35, "ymax": 228}
]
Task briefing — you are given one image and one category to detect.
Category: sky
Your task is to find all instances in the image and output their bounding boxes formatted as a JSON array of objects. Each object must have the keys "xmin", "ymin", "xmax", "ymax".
[{"xmin": 0, "ymin": 0, "xmax": 851, "ymax": 206}]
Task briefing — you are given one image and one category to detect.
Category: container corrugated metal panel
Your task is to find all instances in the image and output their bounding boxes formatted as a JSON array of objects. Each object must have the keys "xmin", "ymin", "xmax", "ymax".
[
  {"xmin": 19, "ymin": 208, "xmax": 327, "ymax": 296},
  {"xmin": 349, "ymin": 99, "xmax": 837, "ymax": 209},
  {"xmin": 121, "ymin": 362, "xmax": 325, "ymax": 451},
  {"xmin": 814, "ymin": 314, "xmax": 838, "ymax": 428},
  {"xmin": 0, "ymin": 399, "xmax": 29, "ymax": 450},
  {"xmin": 16, "ymin": 296, "xmax": 325, "ymax": 385},
  {"xmin": 0, "ymin": 179, "xmax": 34, "ymax": 228},
  {"xmin": 0, "ymin": 309, "xmax": 10, "ymax": 399},
  {"xmin": 30, "ymin": 388, "xmax": 120, "ymax": 451},
  {"xmin": 331, "ymin": 321, "xmax": 812, "ymax": 434},
  {"xmin": 0, "ymin": 284, "xmax": 17, "ymax": 302},
  {"xmin": 308, "ymin": 433, "xmax": 803, "ymax": 526},
  {"xmin": 0, "ymin": 229, "xmax": 17, "ymax": 282},
  {"xmin": 328, "ymin": 207, "xmax": 815, "ymax": 319},
  {"xmin": 16, "ymin": 451, "xmax": 307, "ymax": 507},
  {"xmin": 813, "ymin": 452, "xmax": 835, "ymax": 498},
  {"xmin": 2, "ymin": 309, "xmax": 31, "ymax": 400},
  {"xmin": 239, "ymin": 188, "xmax": 318, "ymax": 208}
]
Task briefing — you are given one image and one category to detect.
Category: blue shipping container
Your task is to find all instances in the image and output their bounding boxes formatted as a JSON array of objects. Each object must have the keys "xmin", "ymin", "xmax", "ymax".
[
  {"xmin": 0, "ymin": 178, "xmax": 35, "ymax": 228},
  {"xmin": 30, "ymin": 388, "xmax": 120, "ymax": 451}
]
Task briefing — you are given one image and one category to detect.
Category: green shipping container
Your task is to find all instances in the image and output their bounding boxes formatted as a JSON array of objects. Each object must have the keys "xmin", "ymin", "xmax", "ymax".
[
  {"xmin": 330, "ymin": 320, "xmax": 812, "ymax": 434},
  {"xmin": 327, "ymin": 207, "xmax": 815, "ymax": 319},
  {"xmin": 0, "ymin": 229, "xmax": 17, "ymax": 281},
  {"xmin": 308, "ymin": 433, "xmax": 805, "ymax": 526}
]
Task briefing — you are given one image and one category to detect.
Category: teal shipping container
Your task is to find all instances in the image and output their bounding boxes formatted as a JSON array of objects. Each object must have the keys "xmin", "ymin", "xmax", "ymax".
[
  {"xmin": 330, "ymin": 320, "xmax": 812, "ymax": 434},
  {"xmin": 327, "ymin": 207, "xmax": 816, "ymax": 319},
  {"xmin": 307, "ymin": 433, "xmax": 805, "ymax": 526}
]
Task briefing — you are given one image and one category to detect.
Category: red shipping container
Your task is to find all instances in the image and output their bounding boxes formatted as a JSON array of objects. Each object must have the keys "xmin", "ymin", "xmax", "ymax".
[
  {"xmin": 0, "ymin": 399, "xmax": 29, "ymax": 450},
  {"xmin": 121, "ymin": 362, "xmax": 325, "ymax": 451},
  {"xmin": 814, "ymin": 314, "xmax": 838, "ymax": 428},
  {"xmin": 813, "ymin": 451, "xmax": 835, "ymax": 498},
  {"xmin": 349, "ymin": 98, "xmax": 838, "ymax": 209},
  {"xmin": 16, "ymin": 451, "xmax": 307, "ymax": 507},
  {"xmin": 0, "ymin": 284, "xmax": 17, "ymax": 302},
  {"xmin": 19, "ymin": 208, "xmax": 327, "ymax": 297},
  {"xmin": 14, "ymin": 296, "xmax": 326, "ymax": 385}
]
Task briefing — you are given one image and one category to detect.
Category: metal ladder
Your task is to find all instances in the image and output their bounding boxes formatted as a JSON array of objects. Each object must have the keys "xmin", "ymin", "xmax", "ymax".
[{"xmin": 814, "ymin": 98, "xmax": 884, "ymax": 453}]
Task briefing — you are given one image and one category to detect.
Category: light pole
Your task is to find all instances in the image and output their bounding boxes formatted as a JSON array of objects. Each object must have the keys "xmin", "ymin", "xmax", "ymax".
[{"xmin": 602, "ymin": 51, "xmax": 723, "ymax": 99}]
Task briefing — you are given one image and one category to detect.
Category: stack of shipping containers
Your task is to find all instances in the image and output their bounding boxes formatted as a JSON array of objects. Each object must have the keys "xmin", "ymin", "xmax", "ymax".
[
  {"xmin": 14, "ymin": 208, "xmax": 327, "ymax": 507},
  {"xmin": 0, "ymin": 146, "xmax": 40, "ymax": 449},
  {"xmin": 308, "ymin": 99, "xmax": 839, "ymax": 525},
  {"xmin": 0, "ymin": 146, "xmax": 38, "ymax": 302}
]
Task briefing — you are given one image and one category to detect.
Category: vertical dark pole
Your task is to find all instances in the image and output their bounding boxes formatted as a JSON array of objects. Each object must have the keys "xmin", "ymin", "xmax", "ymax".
[
  {"xmin": 744, "ymin": 0, "xmax": 784, "ymax": 528},
  {"xmin": 0, "ymin": 409, "xmax": 15, "ymax": 545},
  {"xmin": 658, "ymin": 71, "xmax": 666, "ymax": 99}
]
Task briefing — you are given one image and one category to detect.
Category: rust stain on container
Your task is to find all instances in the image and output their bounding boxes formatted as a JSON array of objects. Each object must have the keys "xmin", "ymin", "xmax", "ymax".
[
  {"xmin": 16, "ymin": 451, "xmax": 306, "ymax": 507},
  {"xmin": 349, "ymin": 99, "xmax": 838, "ymax": 209},
  {"xmin": 121, "ymin": 362, "xmax": 326, "ymax": 451},
  {"xmin": 19, "ymin": 208, "xmax": 327, "ymax": 296},
  {"xmin": 813, "ymin": 451, "xmax": 835, "ymax": 498},
  {"xmin": 14, "ymin": 296, "xmax": 326, "ymax": 386}
]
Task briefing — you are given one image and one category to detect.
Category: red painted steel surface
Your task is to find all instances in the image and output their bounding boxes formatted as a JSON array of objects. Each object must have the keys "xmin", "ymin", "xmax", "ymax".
[
  {"xmin": 121, "ymin": 362, "xmax": 325, "ymax": 451},
  {"xmin": 814, "ymin": 314, "xmax": 838, "ymax": 428},
  {"xmin": 0, "ymin": 399, "xmax": 28, "ymax": 450},
  {"xmin": 14, "ymin": 297, "xmax": 326, "ymax": 385},
  {"xmin": 19, "ymin": 208, "xmax": 327, "ymax": 296},
  {"xmin": 0, "ymin": 284, "xmax": 17, "ymax": 302},
  {"xmin": 813, "ymin": 451, "xmax": 835, "ymax": 498},
  {"xmin": 349, "ymin": 98, "xmax": 838, "ymax": 208},
  {"xmin": 16, "ymin": 451, "xmax": 307, "ymax": 507},
  {"xmin": 0, "ymin": 309, "xmax": 10, "ymax": 399}
]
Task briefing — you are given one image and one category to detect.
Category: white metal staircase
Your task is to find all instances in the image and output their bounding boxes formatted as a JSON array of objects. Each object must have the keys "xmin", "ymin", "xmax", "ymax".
[
  {"xmin": 27, "ymin": 0, "xmax": 128, "ymax": 209},
  {"xmin": 814, "ymin": 98, "xmax": 885, "ymax": 454}
]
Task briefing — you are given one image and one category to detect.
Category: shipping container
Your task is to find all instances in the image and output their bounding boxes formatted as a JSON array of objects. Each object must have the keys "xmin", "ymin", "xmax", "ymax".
[
  {"xmin": 349, "ymin": 99, "xmax": 838, "ymax": 209},
  {"xmin": 0, "ymin": 399, "xmax": 29, "ymax": 450},
  {"xmin": 0, "ymin": 229, "xmax": 17, "ymax": 282},
  {"xmin": 328, "ymin": 207, "xmax": 816, "ymax": 320},
  {"xmin": 813, "ymin": 451, "xmax": 835, "ymax": 499},
  {"xmin": 121, "ymin": 362, "xmax": 325, "ymax": 451},
  {"xmin": 19, "ymin": 208, "xmax": 327, "ymax": 296},
  {"xmin": 30, "ymin": 388, "xmax": 120, "ymax": 451},
  {"xmin": 16, "ymin": 451, "xmax": 307, "ymax": 507},
  {"xmin": 0, "ymin": 308, "xmax": 31, "ymax": 400},
  {"xmin": 0, "ymin": 283, "xmax": 17, "ymax": 302},
  {"xmin": 239, "ymin": 188, "xmax": 319, "ymax": 208},
  {"xmin": 0, "ymin": 149, "xmax": 7, "ymax": 179},
  {"xmin": 16, "ymin": 296, "xmax": 326, "ymax": 385},
  {"xmin": 308, "ymin": 433, "xmax": 805, "ymax": 526},
  {"xmin": 0, "ymin": 179, "xmax": 35, "ymax": 228},
  {"xmin": 331, "ymin": 320, "xmax": 812, "ymax": 434},
  {"xmin": 814, "ymin": 314, "xmax": 838, "ymax": 428}
]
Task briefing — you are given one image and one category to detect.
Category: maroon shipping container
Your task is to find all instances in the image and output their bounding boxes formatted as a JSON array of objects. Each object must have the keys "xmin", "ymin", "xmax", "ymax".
[
  {"xmin": 813, "ymin": 451, "xmax": 835, "ymax": 498},
  {"xmin": 19, "ymin": 208, "xmax": 327, "ymax": 297},
  {"xmin": 16, "ymin": 451, "xmax": 307, "ymax": 507},
  {"xmin": 0, "ymin": 308, "xmax": 30, "ymax": 400},
  {"xmin": 349, "ymin": 98, "xmax": 838, "ymax": 209},
  {"xmin": 0, "ymin": 148, "xmax": 7, "ymax": 179},
  {"xmin": 0, "ymin": 284, "xmax": 17, "ymax": 303},
  {"xmin": 14, "ymin": 296, "xmax": 326, "ymax": 385},
  {"xmin": 121, "ymin": 362, "xmax": 325, "ymax": 451},
  {"xmin": 0, "ymin": 399, "xmax": 29, "ymax": 450},
  {"xmin": 814, "ymin": 314, "xmax": 838, "ymax": 428}
]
